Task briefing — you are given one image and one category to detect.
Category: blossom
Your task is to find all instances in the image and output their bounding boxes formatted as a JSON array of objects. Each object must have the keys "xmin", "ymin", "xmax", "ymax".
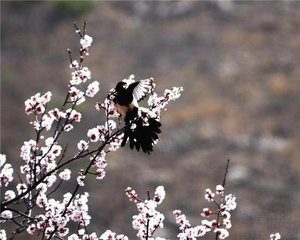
[
  {"xmin": 16, "ymin": 183, "xmax": 28, "ymax": 196},
  {"xmin": 77, "ymin": 140, "xmax": 89, "ymax": 151},
  {"xmin": 20, "ymin": 139, "xmax": 37, "ymax": 162},
  {"xmin": 48, "ymin": 108, "xmax": 63, "ymax": 120},
  {"xmin": 59, "ymin": 169, "xmax": 71, "ymax": 181},
  {"xmin": 36, "ymin": 192, "xmax": 48, "ymax": 208},
  {"xmin": 77, "ymin": 172, "xmax": 85, "ymax": 186},
  {"xmin": 223, "ymin": 194, "xmax": 237, "ymax": 211},
  {"xmin": 270, "ymin": 233, "xmax": 281, "ymax": 240},
  {"xmin": 127, "ymin": 186, "xmax": 166, "ymax": 239},
  {"xmin": 0, "ymin": 154, "xmax": 6, "ymax": 167},
  {"xmin": 1, "ymin": 210, "xmax": 13, "ymax": 220},
  {"xmin": 201, "ymin": 208, "xmax": 212, "ymax": 217},
  {"xmin": 70, "ymin": 60, "xmax": 79, "ymax": 69},
  {"xmin": 69, "ymin": 86, "xmax": 86, "ymax": 104},
  {"xmin": 27, "ymin": 224, "xmax": 37, "ymax": 235},
  {"xmin": 70, "ymin": 67, "xmax": 91, "ymax": 86},
  {"xmin": 108, "ymin": 133, "xmax": 124, "ymax": 152},
  {"xmin": 214, "ymin": 228, "xmax": 229, "ymax": 239},
  {"xmin": 173, "ymin": 210, "xmax": 191, "ymax": 231},
  {"xmin": 125, "ymin": 187, "xmax": 139, "ymax": 203},
  {"xmin": 154, "ymin": 186, "xmax": 166, "ymax": 204},
  {"xmin": 0, "ymin": 229, "xmax": 7, "ymax": 240},
  {"xmin": 96, "ymin": 98, "xmax": 118, "ymax": 118},
  {"xmin": 66, "ymin": 108, "xmax": 82, "ymax": 122},
  {"xmin": 93, "ymin": 152, "xmax": 107, "ymax": 169},
  {"xmin": 87, "ymin": 127, "xmax": 100, "ymax": 142},
  {"xmin": 4, "ymin": 190, "xmax": 16, "ymax": 201},
  {"xmin": 100, "ymin": 230, "xmax": 128, "ymax": 240},
  {"xmin": 205, "ymin": 188, "xmax": 215, "ymax": 202},
  {"xmin": 193, "ymin": 225, "xmax": 210, "ymax": 237},
  {"xmin": 64, "ymin": 123, "xmax": 74, "ymax": 132},
  {"xmin": 24, "ymin": 91, "xmax": 52, "ymax": 115},
  {"xmin": 0, "ymin": 154, "xmax": 13, "ymax": 187},
  {"xmin": 216, "ymin": 184, "xmax": 224, "ymax": 195},
  {"xmin": 95, "ymin": 168, "xmax": 106, "ymax": 180},
  {"xmin": 86, "ymin": 81, "xmax": 100, "ymax": 97},
  {"xmin": 80, "ymin": 34, "xmax": 93, "ymax": 49}
]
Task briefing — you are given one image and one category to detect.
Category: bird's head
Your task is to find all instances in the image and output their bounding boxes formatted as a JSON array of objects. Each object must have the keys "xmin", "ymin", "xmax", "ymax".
[{"xmin": 115, "ymin": 81, "xmax": 127, "ymax": 92}]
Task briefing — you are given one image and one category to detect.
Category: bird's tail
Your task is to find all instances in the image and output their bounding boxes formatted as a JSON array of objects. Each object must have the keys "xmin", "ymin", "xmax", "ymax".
[{"xmin": 121, "ymin": 107, "xmax": 161, "ymax": 154}]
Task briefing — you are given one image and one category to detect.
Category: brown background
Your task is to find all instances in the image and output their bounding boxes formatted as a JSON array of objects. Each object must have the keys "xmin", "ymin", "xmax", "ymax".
[{"xmin": 1, "ymin": 1, "xmax": 300, "ymax": 239}]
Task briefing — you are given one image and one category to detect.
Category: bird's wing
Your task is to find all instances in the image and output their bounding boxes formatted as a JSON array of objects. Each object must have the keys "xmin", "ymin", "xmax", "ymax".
[{"xmin": 131, "ymin": 78, "xmax": 155, "ymax": 102}]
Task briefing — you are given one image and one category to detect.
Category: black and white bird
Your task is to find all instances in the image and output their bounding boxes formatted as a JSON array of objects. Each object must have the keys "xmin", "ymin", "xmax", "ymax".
[{"xmin": 109, "ymin": 78, "xmax": 161, "ymax": 154}]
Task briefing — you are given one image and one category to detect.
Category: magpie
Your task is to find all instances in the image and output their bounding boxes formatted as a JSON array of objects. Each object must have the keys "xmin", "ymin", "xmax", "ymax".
[{"xmin": 109, "ymin": 78, "xmax": 161, "ymax": 154}]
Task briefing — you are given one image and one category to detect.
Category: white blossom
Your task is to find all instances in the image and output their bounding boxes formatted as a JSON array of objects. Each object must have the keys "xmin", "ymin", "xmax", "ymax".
[
  {"xmin": 59, "ymin": 169, "xmax": 71, "ymax": 181},
  {"xmin": 1, "ymin": 210, "xmax": 13, "ymax": 220},
  {"xmin": 86, "ymin": 81, "xmax": 100, "ymax": 97},
  {"xmin": 0, "ymin": 155, "xmax": 13, "ymax": 187},
  {"xmin": 4, "ymin": 190, "xmax": 16, "ymax": 201},
  {"xmin": 77, "ymin": 140, "xmax": 89, "ymax": 151},
  {"xmin": 80, "ymin": 34, "xmax": 93, "ymax": 49},
  {"xmin": 0, "ymin": 229, "xmax": 7, "ymax": 240},
  {"xmin": 270, "ymin": 233, "xmax": 281, "ymax": 240},
  {"xmin": 87, "ymin": 128, "xmax": 100, "ymax": 142}
]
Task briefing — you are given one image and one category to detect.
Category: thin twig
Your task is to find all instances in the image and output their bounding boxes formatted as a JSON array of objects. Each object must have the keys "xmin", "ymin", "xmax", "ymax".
[
  {"xmin": 215, "ymin": 159, "xmax": 231, "ymax": 240},
  {"xmin": 222, "ymin": 159, "xmax": 230, "ymax": 188}
]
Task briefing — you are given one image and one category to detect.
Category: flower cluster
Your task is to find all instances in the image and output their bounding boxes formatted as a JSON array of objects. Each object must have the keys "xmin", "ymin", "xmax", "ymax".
[
  {"xmin": 67, "ymin": 229, "xmax": 128, "ymax": 240},
  {"xmin": 24, "ymin": 91, "xmax": 52, "ymax": 115},
  {"xmin": 0, "ymin": 154, "xmax": 13, "ymax": 187},
  {"xmin": 26, "ymin": 192, "xmax": 91, "ymax": 238},
  {"xmin": 270, "ymin": 233, "xmax": 281, "ymax": 240},
  {"xmin": 148, "ymin": 86, "xmax": 183, "ymax": 120},
  {"xmin": 0, "ymin": 22, "xmax": 280, "ymax": 240},
  {"xmin": 173, "ymin": 184, "xmax": 237, "ymax": 240},
  {"xmin": 125, "ymin": 186, "xmax": 166, "ymax": 240}
]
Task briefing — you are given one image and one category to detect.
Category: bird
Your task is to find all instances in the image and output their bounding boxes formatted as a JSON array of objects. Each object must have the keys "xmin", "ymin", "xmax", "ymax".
[{"xmin": 109, "ymin": 78, "xmax": 161, "ymax": 154}]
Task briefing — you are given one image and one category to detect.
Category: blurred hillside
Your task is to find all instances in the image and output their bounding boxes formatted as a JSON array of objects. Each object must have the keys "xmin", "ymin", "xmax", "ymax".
[{"xmin": 1, "ymin": 1, "xmax": 300, "ymax": 239}]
